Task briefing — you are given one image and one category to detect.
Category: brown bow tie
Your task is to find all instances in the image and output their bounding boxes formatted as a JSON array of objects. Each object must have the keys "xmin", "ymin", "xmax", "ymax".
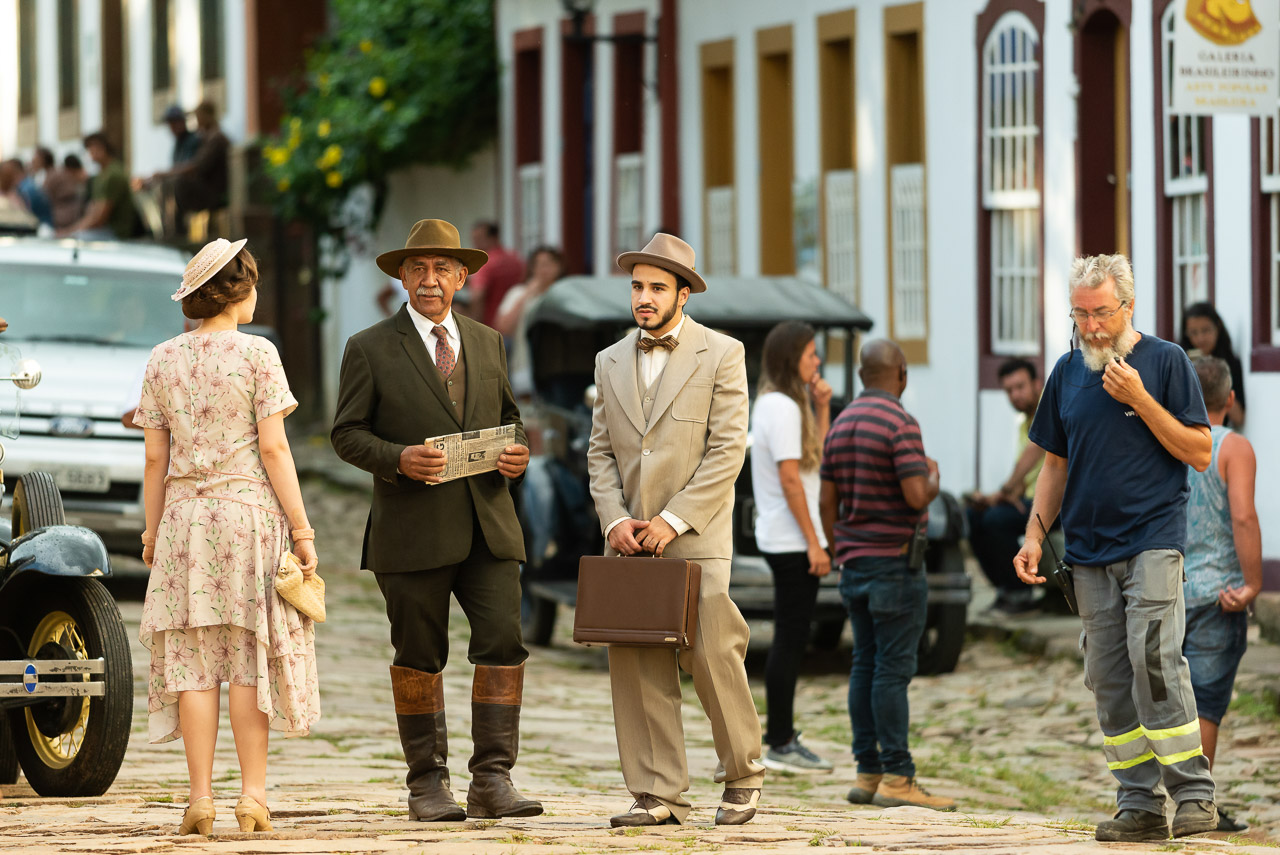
[{"xmin": 637, "ymin": 335, "xmax": 678, "ymax": 353}]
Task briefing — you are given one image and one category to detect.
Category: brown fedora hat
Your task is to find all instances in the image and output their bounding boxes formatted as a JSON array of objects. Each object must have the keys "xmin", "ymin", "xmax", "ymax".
[
  {"xmin": 376, "ymin": 219, "xmax": 488, "ymax": 279},
  {"xmin": 616, "ymin": 233, "xmax": 708, "ymax": 293}
]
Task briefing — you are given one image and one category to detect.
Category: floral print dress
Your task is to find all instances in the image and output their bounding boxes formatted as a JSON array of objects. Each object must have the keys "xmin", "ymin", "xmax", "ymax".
[{"xmin": 134, "ymin": 330, "xmax": 320, "ymax": 743}]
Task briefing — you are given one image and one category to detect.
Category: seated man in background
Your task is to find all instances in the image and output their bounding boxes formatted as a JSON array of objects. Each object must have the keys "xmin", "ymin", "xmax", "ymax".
[{"xmin": 966, "ymin": 358, "xmax": 1044, "ymax": 613}]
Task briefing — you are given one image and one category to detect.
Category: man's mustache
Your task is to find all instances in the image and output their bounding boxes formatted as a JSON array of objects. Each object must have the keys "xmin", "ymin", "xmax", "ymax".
[{"xmin": 416, "ymin": 286, "xmax": 444, "ymax": 297}]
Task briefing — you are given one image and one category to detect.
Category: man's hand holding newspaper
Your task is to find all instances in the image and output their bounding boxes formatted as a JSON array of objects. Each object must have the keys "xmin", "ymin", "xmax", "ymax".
[{"xmin": 418, "ymin": 424, "xmax": 527, "ymax": 484}]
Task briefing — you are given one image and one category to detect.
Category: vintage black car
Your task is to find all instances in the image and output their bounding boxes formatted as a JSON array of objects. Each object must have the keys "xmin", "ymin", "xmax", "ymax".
[
  {"xmin": 0, "ymin": 344, "xmax": 132, "ymax": 796},
  {"xmin": 514, "ymin": 275, "xmax": 971, "ymax": 675}
]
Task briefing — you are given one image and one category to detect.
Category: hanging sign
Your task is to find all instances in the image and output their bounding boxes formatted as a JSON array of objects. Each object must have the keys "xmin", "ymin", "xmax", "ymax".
[{"xmin": 1172, "ymin": 0, "xmax": 1279, "ymax": 115}]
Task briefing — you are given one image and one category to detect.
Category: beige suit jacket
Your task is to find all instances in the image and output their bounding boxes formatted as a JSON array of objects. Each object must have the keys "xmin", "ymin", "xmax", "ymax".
[{"xmin": 587, "ymin": 316, "xmax": 748, "ymax": 560}]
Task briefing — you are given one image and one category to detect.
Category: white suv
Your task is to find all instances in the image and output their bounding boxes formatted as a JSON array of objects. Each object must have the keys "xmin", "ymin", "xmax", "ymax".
[{"xmin": 0, "ymin": 237, "xmax": 187, "ymax": 551}]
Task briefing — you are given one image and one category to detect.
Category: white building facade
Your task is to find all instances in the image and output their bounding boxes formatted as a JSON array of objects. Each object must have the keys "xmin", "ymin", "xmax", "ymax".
[
  {"xmin": 495, "ymin": 0, "xmax": 1278, "ymax": 585},
  {"xmin": 0, "ymin": 0, "xmax": 250, "ymax": 186}
]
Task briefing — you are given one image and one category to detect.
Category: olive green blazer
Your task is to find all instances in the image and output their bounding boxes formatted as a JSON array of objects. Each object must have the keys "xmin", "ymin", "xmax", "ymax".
[{"xmin": 331, "ymin": 306, "xmax": 527, "ymax": 573}]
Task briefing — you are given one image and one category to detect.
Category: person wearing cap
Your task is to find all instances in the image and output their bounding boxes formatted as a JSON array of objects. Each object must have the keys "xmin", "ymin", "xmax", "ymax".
[
  {"xmin": 137, "ymin": 106, "xmax": 200, "ymax": 187},
  {"xmin": 135, "ymin": 238, "xmax": 321, "ymax": 835},
  {"xmin": 331, "ymin": 219, "xmax": 541, "ymax": 823},
  {"xmin": 587, "ymin": 233, "xmax": 765, "ymax": 828}
]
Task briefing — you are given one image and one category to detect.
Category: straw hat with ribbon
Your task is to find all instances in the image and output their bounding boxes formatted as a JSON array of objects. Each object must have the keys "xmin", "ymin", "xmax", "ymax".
[
  {"xmin": 172, "ymin": 237, "xmax": 248, "ymax": 302},
  {"xmin": 376, "ymin": 219, "xmax": 488, "ymax": 279},
  {"xmin": 616, "ymin": 233, "xmax": 708, "ymax": 293}
]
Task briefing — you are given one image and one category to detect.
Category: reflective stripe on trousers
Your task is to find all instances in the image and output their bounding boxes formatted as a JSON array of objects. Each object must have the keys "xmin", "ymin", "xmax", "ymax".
[
  {"xmin": 1102, "ymin": 719, "xmax": 1204, "ymax": 770},
  {"xmin": 1076, "ymin": 550, "xmax": 1215, "ymax": 812}
]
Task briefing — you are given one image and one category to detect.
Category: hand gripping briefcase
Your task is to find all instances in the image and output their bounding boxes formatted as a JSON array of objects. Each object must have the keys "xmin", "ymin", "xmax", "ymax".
[{"xmin": 573, "ymin": 555, "xmax": 702, "ymax": 649}]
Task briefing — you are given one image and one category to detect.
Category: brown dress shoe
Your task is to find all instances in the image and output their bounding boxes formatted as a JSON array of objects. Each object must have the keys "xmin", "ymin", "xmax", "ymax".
[
  {"xmin": 611, "ymin": 794, "xmax": 679, "ymax": 827},
  {"xmin": 715, "ymin": 787, "xmax": 760, "ymax": 825}
]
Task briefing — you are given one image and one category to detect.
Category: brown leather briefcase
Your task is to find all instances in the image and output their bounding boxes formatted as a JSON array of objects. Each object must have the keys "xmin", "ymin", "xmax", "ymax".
[{"xmin": 573, "ymin": 555, "xmax": 702, "ymax": 649}]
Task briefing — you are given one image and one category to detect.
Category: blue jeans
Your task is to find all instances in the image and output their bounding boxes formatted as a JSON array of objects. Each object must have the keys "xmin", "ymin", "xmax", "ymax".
[
  {"xmin": 839, "ymin": 555, "xmax": 928, "ymax": 777},
  {"xmin": 1182, "ymin": 601, "xmax": 1248, "ymax": 725}
]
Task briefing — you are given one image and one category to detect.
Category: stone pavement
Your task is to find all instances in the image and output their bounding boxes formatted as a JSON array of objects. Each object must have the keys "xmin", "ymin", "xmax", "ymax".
[{"xmin": 2, "ymin": 476, "xmax": 1277, "ymax": 854}]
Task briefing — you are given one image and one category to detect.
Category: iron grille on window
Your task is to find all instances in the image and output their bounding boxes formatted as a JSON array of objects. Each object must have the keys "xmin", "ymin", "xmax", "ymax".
[
  {"xmin": 983, "ymin": 12, "xmax": 1040, "ymax": 354},
  {"xmin": 1163, "ymin": 5, "xmax": 1210, "ymax": 332}
]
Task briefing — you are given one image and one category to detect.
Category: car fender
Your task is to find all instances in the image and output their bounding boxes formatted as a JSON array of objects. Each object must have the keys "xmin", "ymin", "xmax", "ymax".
[{"xmin": 0, "ymin": 525, "xmax": 113, "ymax": 590}]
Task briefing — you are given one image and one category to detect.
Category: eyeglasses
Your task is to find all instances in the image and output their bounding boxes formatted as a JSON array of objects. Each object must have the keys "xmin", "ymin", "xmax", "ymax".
[{"xmin": 1068, "ymin": 301, "xmax": 1128, "ymax": 324}]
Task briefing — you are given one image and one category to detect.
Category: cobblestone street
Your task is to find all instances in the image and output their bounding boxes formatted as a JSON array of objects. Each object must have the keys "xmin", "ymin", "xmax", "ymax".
[{"xmin": 2, "ymin": 476, "xmax": 1278, "ymax": 854}]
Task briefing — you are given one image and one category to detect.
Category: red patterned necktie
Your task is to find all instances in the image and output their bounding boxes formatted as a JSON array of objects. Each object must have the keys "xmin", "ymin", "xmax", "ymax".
[{"xmin": 433, "ymin": 326, "xmax": 456, "ymax": 378}]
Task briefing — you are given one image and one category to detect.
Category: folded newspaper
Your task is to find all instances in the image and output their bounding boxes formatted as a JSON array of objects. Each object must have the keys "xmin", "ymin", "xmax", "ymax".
[{"xmin": 424, "ymin": 423, "xmax": 517, "ymax": 483}]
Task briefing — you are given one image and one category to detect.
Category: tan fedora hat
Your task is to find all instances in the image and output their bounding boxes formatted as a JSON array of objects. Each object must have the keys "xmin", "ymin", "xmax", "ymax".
[
  {"xmin": 376, "ymin": 219, "xmax": 488, "ymax": 279},
  {"xmin": 616, "ymin": 233, "xmax": 708, "ymax": 293}
]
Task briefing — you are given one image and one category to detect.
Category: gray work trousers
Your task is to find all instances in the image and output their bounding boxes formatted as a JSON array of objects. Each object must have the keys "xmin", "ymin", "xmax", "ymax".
[{"xmin": 1075, "ymin": 549, "xmax": 1215, "ymax": 813}]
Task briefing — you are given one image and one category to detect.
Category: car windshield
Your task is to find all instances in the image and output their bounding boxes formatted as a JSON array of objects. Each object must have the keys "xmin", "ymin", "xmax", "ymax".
[{"xmin": 0, "ymin": 262, "xmax": 181, "ymax": 348}]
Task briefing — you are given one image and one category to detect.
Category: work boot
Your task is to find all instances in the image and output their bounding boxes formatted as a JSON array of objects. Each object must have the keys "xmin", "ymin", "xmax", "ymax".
[
  {"xmin": 1172, "ymin": 800, "xmax": 1218, "ymax": 838},
  {"xmin": 390, "ymin": 666, "xmax": 466, "ymax": 822},
  {"xmin": 871, "ymin": 775, "xmax": 955, "ymax": 811},
  {"xmin": 1094, "ymin": 809, "xmax": 1169, "ymax": 842},
  {"xmin": 1216, "ymin": 805, "xmax": 1248, "ymax": 833},
  {"xmin": 465, "ymin": 664, "xmax": 544, "ymax": 818},
  {"xmin": 846, "ymin": 773, "xmax": 883, "ymax": 805}
]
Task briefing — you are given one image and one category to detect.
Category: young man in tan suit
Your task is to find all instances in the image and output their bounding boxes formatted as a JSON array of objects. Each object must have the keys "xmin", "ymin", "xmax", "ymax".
[{"xmin": 587, "ymin": 233, "xmax": 766, "ymax": 827}]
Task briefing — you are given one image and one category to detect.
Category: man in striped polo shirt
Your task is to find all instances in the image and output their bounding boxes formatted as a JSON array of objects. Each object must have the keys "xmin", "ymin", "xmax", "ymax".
[{"xmin": 819, "ymin": 339, "xmax": 952, "ymax": 811}]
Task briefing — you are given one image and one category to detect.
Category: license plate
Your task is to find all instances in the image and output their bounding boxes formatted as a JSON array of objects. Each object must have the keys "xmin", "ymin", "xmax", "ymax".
[{"xmin": 36, "ymin": 465, "xmax": 111, "ymax": 493}]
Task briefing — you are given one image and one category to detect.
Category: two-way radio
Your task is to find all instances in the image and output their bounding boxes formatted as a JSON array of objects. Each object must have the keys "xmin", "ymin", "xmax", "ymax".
[{"xmin": 1036, "ymin": 513, "xmax": 1078, "ymax": 615}]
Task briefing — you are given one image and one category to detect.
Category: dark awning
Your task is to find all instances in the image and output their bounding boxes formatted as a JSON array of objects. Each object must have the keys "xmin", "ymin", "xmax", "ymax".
[{"xmin": 525, "ymin": 275, "xmax": 874, "ymax": 332}]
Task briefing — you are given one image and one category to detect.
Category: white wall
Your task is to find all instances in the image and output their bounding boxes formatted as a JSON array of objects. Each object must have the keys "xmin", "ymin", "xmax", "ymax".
[
  {"xmin": 678, "ymin": 0, "xmax": 985, "ymax": 498},
  {"xmin": 496, "ymin": 0, "xmax": 664, "ymax": 272},
  {"xmin": 1, "ymin": 1, "xmax": 247, "ymax": 181},
  {"xmin": 0, "ymin": 0, "xmax": 17, "ymax": 157}
]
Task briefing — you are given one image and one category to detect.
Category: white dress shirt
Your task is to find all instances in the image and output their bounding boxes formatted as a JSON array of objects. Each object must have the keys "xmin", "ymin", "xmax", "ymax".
[
  {"xmin": 604, "ymin": 313, "xmax": 690, "ymax": 543},
  {"xmin": 637, "ymin": 313, "xmax": 686, "ymax": 388},
  {"xmin": 407, "ymin": 304, "xmax": 462, "ymax": 367}
]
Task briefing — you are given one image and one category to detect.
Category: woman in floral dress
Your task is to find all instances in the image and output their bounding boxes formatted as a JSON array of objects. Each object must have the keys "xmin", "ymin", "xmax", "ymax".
[{"xmin": 135, "ymin": 238, "xmax": 320, "ymax": 835}]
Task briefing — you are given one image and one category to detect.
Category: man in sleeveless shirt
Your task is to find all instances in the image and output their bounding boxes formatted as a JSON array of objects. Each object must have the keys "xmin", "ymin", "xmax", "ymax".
[
  {"xmin": 1184, "ymin": 356, "xmax": 1261, "ymax": 833},
  {"xmin": 332, "ymin": 219, "xmax": 542, "ymax": 823},
  {"xmin": 586, "ymin": 233, "xmax": 765, "ymax": 827},
  {"xmin": 1014, "ymin": 254, "xmax": 1217, "ymax": 842}
]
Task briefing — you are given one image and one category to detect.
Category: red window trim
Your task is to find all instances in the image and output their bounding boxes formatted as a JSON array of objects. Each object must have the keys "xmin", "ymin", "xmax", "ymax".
[
  {"xmin": 975, "ymin": 0, "xmax": 1046, "ymax": 389},
  {"xmin": 1250, "ymin": 120, "xmax": 1280, "ymax": 371}
]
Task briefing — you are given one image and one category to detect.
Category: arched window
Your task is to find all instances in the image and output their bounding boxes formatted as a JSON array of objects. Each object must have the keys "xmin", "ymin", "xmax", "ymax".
[
  {"xmin": 1158, "ymin": 1, "xmax": 1212, "ymax": 335},
  {"xmin": 983, "ymin": 12, "xmax": 1040, "ymax": 354},
  {"xmin": 977, "ymin": 2, "xmax": 1043, "ymax": 383}
]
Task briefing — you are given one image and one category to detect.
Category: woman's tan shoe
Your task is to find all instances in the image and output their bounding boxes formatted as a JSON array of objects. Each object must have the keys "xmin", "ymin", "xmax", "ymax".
[
  {"xmin": 234, "ymin": 795, "xmax": 273, "ymax": 832},
  {"xmin": 177, "ymin": 796, "xmax": 215, "ymax": 835}
]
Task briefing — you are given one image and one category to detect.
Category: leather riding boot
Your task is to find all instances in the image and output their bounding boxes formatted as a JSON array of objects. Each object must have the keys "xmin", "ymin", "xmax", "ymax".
[
  {"xmin": 390, "ymin": 665, "xmax": 466, "ymax": 822},
  {"xmin": 465, "ymin": 664, "xmax": 544, "ymax": 818}
]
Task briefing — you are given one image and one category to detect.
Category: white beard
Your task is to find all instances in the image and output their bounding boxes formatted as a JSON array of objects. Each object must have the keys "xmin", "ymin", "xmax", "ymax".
[{"xmin": 1081, "ymin": 326, "xmax": 1139, "ymax": 372}]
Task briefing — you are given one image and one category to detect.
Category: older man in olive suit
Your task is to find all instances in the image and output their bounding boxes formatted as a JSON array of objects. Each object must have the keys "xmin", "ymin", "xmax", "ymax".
[
  {"xmin": 587, "ymin": 233, "xmax": 766, "ymax": 828},
  {"xmin": 331, "ymin": 219, "xmax": 542, "ymax": 823}
]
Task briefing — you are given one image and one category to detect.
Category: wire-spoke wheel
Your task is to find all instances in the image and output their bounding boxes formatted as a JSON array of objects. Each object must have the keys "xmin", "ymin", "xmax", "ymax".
[
  {"xmin": 7, "ymin": 579, "xmax": 133, "ymax": 796},
  {"xmin": 23, "ymin": 611, "xmax": 91, "ymax": 769}
]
